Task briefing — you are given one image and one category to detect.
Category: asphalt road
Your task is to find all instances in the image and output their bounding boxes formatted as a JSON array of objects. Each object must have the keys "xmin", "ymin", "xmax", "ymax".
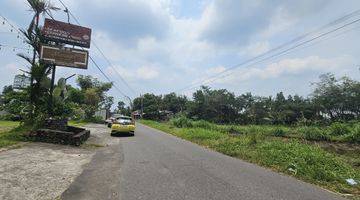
[{"xmin": 63, "ymin": 123, "xmax": 345, "ymax": 200}]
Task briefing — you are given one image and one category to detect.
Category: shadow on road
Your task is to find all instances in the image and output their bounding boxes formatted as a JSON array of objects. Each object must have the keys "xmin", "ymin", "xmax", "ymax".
[{"xmin": 110, "ymin": 132, "xmax": 135, "ymax": 137}]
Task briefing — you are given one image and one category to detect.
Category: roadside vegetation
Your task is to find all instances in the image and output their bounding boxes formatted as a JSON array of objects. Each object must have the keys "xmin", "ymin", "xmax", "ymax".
[
  {"xmin": 0, "ymin": 121, "xmax": 30, "ymax": 148},
  {"xmin": 135, "ymin": 73, "xmax": 359, "ymax": 197},
  {"xmin": 141, "ymin": 118, "xmax": 360, "ymax": 197},
  {"xmin": 0, "ymin": 0, "xmax": 116, "ymax": 130}
]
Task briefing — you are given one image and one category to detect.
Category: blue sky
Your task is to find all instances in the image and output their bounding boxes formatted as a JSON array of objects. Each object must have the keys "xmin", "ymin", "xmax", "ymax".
[{"xmin": 1, "ymin": 0, "xmax": 360, "ymax": 105}]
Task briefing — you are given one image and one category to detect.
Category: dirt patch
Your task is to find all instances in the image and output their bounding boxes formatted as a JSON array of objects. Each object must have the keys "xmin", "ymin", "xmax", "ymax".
[
  {"xmin": 0, "ymin": 123, "xmax": 116, "ymax": 200},
  {"xmin": 0, "ymin": 143, "xmax": 94, "ymax": 200}
]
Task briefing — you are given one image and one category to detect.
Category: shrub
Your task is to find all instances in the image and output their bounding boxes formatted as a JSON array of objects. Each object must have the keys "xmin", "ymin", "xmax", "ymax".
[
  {"xmin": 170, "ymin": 116, "xmax": 193, "ymax": 128},
  {"xmin": 345, "ymin": 125, "xmax": 360, "ymax": 143},
  {"xmin": 300, "ymin": 127, "xmax": 330, "ymax": 141},
  {"xmin": 248, "ymin": 133, "xmax": 265, "ymax": 145},
  {"xmin": 272, "ymin": 128, "xmax": 286, "ymax": 137},
  {"xmin": 329, "ymin": 122, "xmax": 351, "ymax": 136},
  {"xmin": 226, "ymin": 125, "xmax": 244, "ymax": 135},
  {"xmin": 192, "ymin": 120, "xmax": 214, "ymax": 129},
  {"xmin": 83, "ymin": 116, "xmax": 104, "ymax": 124}
]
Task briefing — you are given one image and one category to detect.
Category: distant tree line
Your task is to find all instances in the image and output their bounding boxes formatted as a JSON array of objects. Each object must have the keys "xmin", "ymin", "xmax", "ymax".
[{"xmin": 132, "ymin": 73, "xmax": 360, "ymax": 125}]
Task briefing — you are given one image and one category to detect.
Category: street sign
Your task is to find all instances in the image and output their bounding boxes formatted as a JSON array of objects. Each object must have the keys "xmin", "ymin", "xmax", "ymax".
[
  {"xmin": 42, "ymin": 18, "xmax": 92, "ymax": 48},
  {"xmin": 40, "ymin": 45, "xmax": 89, "ymax": 69},
  {"xmin": 13, "ymin": 74, "xmax": 31, "ymax": 89}
]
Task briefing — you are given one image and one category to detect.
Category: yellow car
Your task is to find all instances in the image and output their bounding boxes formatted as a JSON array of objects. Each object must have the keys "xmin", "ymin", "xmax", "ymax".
[{"xmin": 111, "ymin": 116, "xmax": 135, "ymax": 136}]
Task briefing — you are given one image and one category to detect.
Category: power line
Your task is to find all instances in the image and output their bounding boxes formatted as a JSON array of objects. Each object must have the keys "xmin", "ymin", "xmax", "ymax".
[
  {"xmin": 0, "ymin": 14, "xmax": 28, "ymax": 42},
  {"xmin": 0, "ymin": 43, "xmax": 32, "ymax": 51},
  {"xmin": 56, "ymin": 0, "xmax": 137, "ymax": 96},
  {"xmin": 88, "ymin": 55, "xmax": 128, "ymax": 98},
  {"xmin": 176, "ymin": 10, "xmax": 360, "ymax": 93},
  {"xmin": 183, "ymin": 18, "xmax": 360, "ymax": 92},
  {"xmin": 44, "ymin": 7, "xmax": 132, "ymax": 103}
]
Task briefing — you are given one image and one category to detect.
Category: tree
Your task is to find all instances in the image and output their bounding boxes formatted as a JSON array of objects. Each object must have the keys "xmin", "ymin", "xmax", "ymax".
[
  {"xmin": 116, "ymin": 101, "xmax": 130, "ymax": 115},
  {"xmin": 312, "ymin": 73, "xmax": 360, "ymax": 121},
  {"xmin": 1, "ymin": 86, "xmax": 28, "ymax": 117},
  {"xmin": 133, "ymin": 93, "xmax": 162, "ymax": 120},
  {"xmin": 2, "ymin": 85, "xmax": 13, "ymax": 95},
  {"xmin": 76, "ymin": 75, "xmax": 113, "ymax": 119},
  {"xmin": 162, "ymin": 92, "xmax": 187, "ymax": 113},
  {"xmin": 187, "ymin": 86, "xmax": 238, "ymax": 123},
  {"xmin": 16, "ymin": 0, "xmax": 59, "ymax": 125}
]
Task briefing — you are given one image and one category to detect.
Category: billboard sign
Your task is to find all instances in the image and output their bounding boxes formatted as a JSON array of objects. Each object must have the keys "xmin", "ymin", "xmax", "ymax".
[
  {"xmin": 42, "ymin": 18, "xmax": 92, "ymax": 48},
  {"xmin": 40, "ymin": 45, "xmax": 89, "ymax": 69}
]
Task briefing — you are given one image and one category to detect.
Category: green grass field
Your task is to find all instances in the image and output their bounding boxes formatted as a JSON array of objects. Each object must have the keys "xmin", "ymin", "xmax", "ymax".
[
  {"xmin": 141, "ymin": 119, "xmax": 360, "ymax": 198},
  {"xmin": 0, "ymin": 121, "xmax": 29, "ymax": 148}
]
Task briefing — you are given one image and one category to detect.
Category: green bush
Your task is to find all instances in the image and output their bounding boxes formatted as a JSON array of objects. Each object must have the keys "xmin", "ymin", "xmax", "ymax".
[
  {"xmin": 272, "ymin": 128, "xmax": 286, "ymax": 137},
  {"xmin": 192, "ymin": 120, "xmax": 214, "ymax": 129},
  {"xmin": 258, "ymin": 140, "xmax": 357, "ymax": 184},
  {"xmin": 170, "ymin": 116, "xmax": 193, "ymax": 128},
  {"xmin": 329, "ymin": 122, "xmax": 351, "ymax": 136},
  {"xmin": 345, "ymin": 124, "xmax": 360, "ymax": 143},
  {"xmin": 83, "ymin": 116, "xmax": 104, "ymax": 124},
  {"xmin": 300, "ymin": 127, "xmax": 330, "ymax": 141},
  {"xmin": 226, "ymin": 125, "xmax": 245, "ymax": 135}
]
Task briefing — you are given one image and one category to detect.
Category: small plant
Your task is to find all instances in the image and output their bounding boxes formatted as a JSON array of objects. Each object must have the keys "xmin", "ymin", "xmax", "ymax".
[
  {"xmin": 329, "ymin": 122, "xmax": 351, "ymax": 136},
  {"xmin": 300, "ymin": 127, "xmax": 330, "ymax": 141},
  {"xmin": 248, "ymin": 133, "xmax": 264, "ymax": 146},
  {"xmin": 345, "ymin": 124, "xmax": 360, "ymax": 143},
  {"xmin": 192, "ymin": 120, "xmax": 214, "ymax": 129},
  {"xmin": 272, "ymin": 128, "xmax": 286, "ymax": 137},
  {"xmin": 170, "ymin": 116, "xmax": 193, "ymax": 128}
]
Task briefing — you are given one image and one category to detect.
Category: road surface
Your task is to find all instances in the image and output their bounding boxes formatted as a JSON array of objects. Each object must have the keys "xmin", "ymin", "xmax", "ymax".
[{"xmin": 62, "ymin": 123, "xmax": 345, "ymax": 200}]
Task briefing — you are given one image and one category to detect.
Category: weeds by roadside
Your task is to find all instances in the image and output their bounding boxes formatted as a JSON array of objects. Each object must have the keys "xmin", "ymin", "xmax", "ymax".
[{"xmin": 0, "ymin": 121, "xmax": 30, "ymax": 148}]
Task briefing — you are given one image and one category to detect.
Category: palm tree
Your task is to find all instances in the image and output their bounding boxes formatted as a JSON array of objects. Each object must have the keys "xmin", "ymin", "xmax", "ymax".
[{"xmin": 17, "ymin": 0, "xmax": 59, "ymax": 124}]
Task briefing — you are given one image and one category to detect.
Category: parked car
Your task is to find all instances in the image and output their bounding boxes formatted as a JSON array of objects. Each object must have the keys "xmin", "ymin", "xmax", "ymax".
[{"xmin": 111, "ymin": 116, "xmax": 135, "ymax": 136}]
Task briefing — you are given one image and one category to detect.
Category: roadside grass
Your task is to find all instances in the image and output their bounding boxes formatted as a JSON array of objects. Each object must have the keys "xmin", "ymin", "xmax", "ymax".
[
  {"xmin": 68, "ymin": 120, "xmax": 88, "ymax": 127},
  {"xmin": 141, "ymin": 119, "xmax": 360, "ymax": 197},
  {"xmin": 0, "ymin": 121, "xmax": 20, "ymax": 132},
  {"xmin": 0, "ymin": 121, "xmax": 30, "ymax": 148}
]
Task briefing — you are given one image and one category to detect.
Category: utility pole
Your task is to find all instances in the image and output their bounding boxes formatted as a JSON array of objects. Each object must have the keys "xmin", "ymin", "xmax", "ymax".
[
  {"xmin": 141, "ymin": 94, "xmax": 143, "ymax": 117},
  {"xmin": 48, "ymin": 64, "xmax": 56, "ymax": 116}
]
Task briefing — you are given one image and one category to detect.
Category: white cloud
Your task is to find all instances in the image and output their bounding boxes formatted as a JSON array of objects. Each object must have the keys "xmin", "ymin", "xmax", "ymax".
[
  {"xmin": 216, "ymin": 55, "xmax": 355, "ymax": 84},
  {"xmin": 106, "ymin": 65, "xmax": 159, "ymax": 81},
  {"xmin": 241, "ymin": 41, "xmax": 270, "ymax": 57},
  {"xmin": 206, "ymin": 66, "xmax": 226, "ymax": 75},
  {"xmin": 136, "ymin": 66, "xmax": 159, "ymax": 80}
]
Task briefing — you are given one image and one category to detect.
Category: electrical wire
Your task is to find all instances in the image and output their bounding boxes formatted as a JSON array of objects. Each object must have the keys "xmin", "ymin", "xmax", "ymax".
[
  {"xmin": 45, "ymin": 7, "xmax": 132, "ymax": 103},
  {"xmin": 56, "ymin": 0, "xmax": 137, "ymax": 96},
  {"xmin": 176, "ymin": 10, "xmax": 360, "ymax": 93}
]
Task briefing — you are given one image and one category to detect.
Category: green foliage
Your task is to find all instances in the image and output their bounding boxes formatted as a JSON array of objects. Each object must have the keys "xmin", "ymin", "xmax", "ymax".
[
  {"xmin": 300, "ymin": 127, "xmax": 330, "ymax": 141},
  {"xmin": 0, "ymin": 121, "xmax": 30, "ymax": 148},
  {"xmin": 76, "ymin": 75, "xmax": 113, "ymax": 120},
  {"xmin": 142, "ymin": 120, "xmax": 360, "ymax": 195},
  {"xmin": 257, "ymin": 141, "xmax": 357, "ymax": 184},
  {"xmin": 116, "ymin": 101, "xmax": 131, "ymax": 116},
  {"xmin": 162, "ymin": 92, "xmax": 187, "ymax": 113},
  {"xmin": 329, "ymin": 122, "xmax": 351, "ymax": 136},
  {"xmin": 170, "ymin": 116, "xmax": 193, "ymax": 128},
  {"xmin": 272, "ymin": 128, "xmax": 286, "ymax": 137},
  {"xmin": 345, "ymin": 124, "xmax": 360, "ymax": 143},
  {"xmin": 134, "ymin": 74, "xmax": 359, "ymax": 125},
  {"xmin": 133, "ymin": 93, "xmax": 162, "ymax": 120},
  {"xmin": 312, "ymin": 73, "xmax": 360, "ymax": 121},
  {"xmin": 82, "ymin": 116, "xmax": 104, "ymax": 124}
]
